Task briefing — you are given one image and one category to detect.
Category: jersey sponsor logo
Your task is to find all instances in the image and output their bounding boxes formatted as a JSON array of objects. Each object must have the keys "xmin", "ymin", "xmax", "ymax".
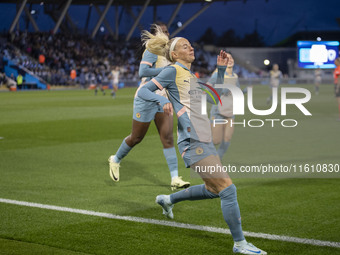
[
  {"xmin": 188, "ymin": 90, "xmax": 204, "ymax": 95},
  {"xmin": 136, "ymin": 113, "xmax": 141, "ymax": 118}
]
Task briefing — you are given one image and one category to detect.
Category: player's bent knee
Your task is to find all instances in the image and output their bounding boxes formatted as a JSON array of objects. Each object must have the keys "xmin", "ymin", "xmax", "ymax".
[
  {"xmin": 160, "ymin": 134, "xmax": 174, "ymax": 147},
  {"xmin": 213, "ymin": 137, "xmax": 222, "ymax": 145},
  {"xmin": 130, "ymin": 136, "xmax": 144, "ymax": 146},
  {"xmin": 204, "ymin": 183, "xmax": 219, "ymax": 194},
  {"xmin": 224, "ymin": 136, "xmax": 232, "ymax": 142},
  {"xmin": 204, "ymin": 178, "xmax": 232, "ymax": 194}
]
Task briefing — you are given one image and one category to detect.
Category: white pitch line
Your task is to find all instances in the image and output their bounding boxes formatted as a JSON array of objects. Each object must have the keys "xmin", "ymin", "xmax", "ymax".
[{"xmin": 1, "ymin": 198, "xmax": 339, "ymax": 249}]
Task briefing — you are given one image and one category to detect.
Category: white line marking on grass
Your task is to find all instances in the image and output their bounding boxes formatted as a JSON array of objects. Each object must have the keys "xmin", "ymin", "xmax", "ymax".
[{"xmin": 1, "ymin": 198, "xmax": 339, "ymax": 249}]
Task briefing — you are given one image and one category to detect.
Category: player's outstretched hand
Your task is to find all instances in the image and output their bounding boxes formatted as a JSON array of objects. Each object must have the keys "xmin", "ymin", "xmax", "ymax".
[
  {"xmin": 163, "ymin": 103, "xmax": 173, "ymax": 116},
  {"xmin": 217, "ymin": 50, "xmax": 229, "ymax": 66}
]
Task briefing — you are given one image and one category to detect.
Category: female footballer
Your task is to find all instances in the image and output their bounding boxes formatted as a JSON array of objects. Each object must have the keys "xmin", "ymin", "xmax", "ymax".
[
  {"xmin": 209, "ymin": 52, "xmax": 239, "ymax": 161},
  {"xmin": 267, "ymin": 63, "xmax": 282, "ymax": 104},
  {"xmin": 108, "ymin": 22, "xmax": 190, "ymax": 190},
  {"xmin": 314, "ymin": 67, "xmax": 322, "ymax": 95},
  {"xmin": 137, "ymin": 26, "xmax": 267, "ymax": 254}
]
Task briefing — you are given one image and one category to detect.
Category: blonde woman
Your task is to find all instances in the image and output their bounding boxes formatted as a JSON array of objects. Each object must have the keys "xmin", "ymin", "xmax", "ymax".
[{"xmin": 137, "ymin": 26, "xmax": 267, "ymax": 255}]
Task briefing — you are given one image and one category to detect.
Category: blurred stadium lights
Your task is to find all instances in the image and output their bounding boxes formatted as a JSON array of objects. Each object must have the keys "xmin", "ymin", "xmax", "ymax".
[
  {"xmin": 264, "ymin": 59, "xmax": 270, "ymax": 65},
  {"xmin": 177, "ymin": 21, "xmax": 182, "ymax": 27},
  {"xmin": 30, "ymin": 9, "xmax": 36, "ymax": 15},
  {"xmin": 317, "ymin": 37, "xmax": 322, "ymax": 41},
  {"xmin": 205, "ymin": 0, "xmax": 212, "ymax": 2}
]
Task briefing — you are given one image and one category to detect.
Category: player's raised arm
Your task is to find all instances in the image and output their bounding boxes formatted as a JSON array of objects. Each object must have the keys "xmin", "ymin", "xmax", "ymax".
[
  {"xmin": 217, "ymin": 50, "xmax": 229, "ymax": 66},
  {"xmin": 200, "ymin": 50, "xmax": 228, "ymax": 105},
  {"xmin": 216, "ymin": 50, "xmax": 229, "ymax": 84}
]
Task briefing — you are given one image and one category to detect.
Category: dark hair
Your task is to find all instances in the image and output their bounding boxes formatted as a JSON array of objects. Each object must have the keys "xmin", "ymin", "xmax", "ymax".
[
  {"xmin": 225, "ymin": 50, "xmax": 232, "ymax": 56},
  {"xmin": 150, "ymin": 21, "xmax": 167, "ymax": 35}
]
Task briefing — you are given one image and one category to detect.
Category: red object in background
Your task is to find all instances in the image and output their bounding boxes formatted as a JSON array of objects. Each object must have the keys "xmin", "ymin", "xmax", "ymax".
[
  {"xmin": 70, "ymin": 69, "xmax": 76, "ymax": 79},
  {"xmin": 39, "ymin": 54, "xmax": 45, "ymax": 64},
  {"xmin": 334, "ymin": 65, "xmax": 340, "ymax": 84},
  {"xmin": 195, "ymin": 72, "xmax": 200, "ymax": 78}
]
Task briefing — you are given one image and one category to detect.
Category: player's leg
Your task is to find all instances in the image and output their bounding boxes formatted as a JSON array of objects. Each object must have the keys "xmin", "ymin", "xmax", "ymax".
[
  {"xmin": 154, "ymin": 111, "xmax": 190, "ymax": 190},
  {"xmin": 266, "ymin": 94, "xmax": 272, "ymax": 104},
  {"xmin": 315, "ymin": 81, "xmax": 320, "ymax": 95},
  {"xmin": 94, "ymin": 85, "xmax": 98, "ymax": 95},
  {"xmin": 109, "ymin": 98, "xmax": 160, "ymax": 181},
  {"xmin": 119, "ymin": 119, "xmax": 151, "ymax": 158},
  {"xmin": 155, "ymin": 154, "xmax": 223, "ymax": 218},
  {"xmin": 211, "ymin": 122, "xmax": 224, "ymax": 145},
  {"xmin": 218, "ymin": 118, "xmax": 234, "ymax": 161},
  {"xmin": 156, "ymin": 140, "xmax": 226, "ymax": 217},
  {"xmin": 100, "ymin": 85, "xmax": 105, "ymax": 95},
  {"xmin": 111, "ymin": 83, "xmax": 118, "ymax": 98},
  {"xmin": 266, "ymin": 85, "xmax": 274, "ymax": 104},
  {"xmin": 108, "ymin": 119, "xmax": 151, "ymax": 182},
  {"xmin": 156, "ymin": 154, "xmax": 267, "ymax": 254},
  {"xmin": 211, "ymin": 105, "xmax": 224, "ymax": 145}
]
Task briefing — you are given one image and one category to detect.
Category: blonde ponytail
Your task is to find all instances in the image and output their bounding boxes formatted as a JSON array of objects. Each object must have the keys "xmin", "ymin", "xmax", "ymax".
[{"xmin": 141, "ymin": 25, "xmax": 170, "ymax": 59}]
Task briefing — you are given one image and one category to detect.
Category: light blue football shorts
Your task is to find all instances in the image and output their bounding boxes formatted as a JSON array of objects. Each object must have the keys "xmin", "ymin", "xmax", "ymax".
[
  {"xmin": 133, "ymin": 97, "xmax": 164, "ymax": 122},
  {"xmin": 178, "ymin": 138, "xmax": 218, "ymax": 168}
]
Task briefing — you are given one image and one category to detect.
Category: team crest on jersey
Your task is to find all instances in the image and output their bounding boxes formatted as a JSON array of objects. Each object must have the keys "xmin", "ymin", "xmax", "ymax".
[
  {"xmin": 196, "ymin": 147, "xmax": 203, "ymax": 155},
  {"xmin": 136, "ymin": 113, "xmax": 141, "ymax": 118}
]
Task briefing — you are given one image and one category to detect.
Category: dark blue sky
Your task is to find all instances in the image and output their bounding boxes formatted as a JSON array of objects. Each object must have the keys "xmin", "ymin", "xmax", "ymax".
[{"xmin": 0, "ymin": 0, "xmax": 339, "ymax": 45}]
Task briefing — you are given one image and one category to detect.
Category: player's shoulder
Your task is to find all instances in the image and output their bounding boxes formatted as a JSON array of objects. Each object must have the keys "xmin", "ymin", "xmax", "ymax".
[
  {"xmin": 143, "ymin": 49, "xmax": 158, "ymax": 59},
  {"xmin": 145, "ymin": 49, "xmax": 157, "ymax": 56},
  {"xmin": 153, "ymin": 66, "xmax": 177, "ymax": 86},
  {"xmin": 164, "ymin": 65, "xmax": 177, "ymax": 73}
]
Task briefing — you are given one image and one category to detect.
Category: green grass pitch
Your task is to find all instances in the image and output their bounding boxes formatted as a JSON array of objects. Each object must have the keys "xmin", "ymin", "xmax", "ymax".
[{"xmin": 0, "ymin": 85, "xmax": 339, "ymax": 255}]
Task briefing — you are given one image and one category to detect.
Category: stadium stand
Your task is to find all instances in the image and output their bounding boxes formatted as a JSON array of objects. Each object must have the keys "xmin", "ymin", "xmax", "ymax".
[{"xmin": 2, "ymin": 32, "xmax": 247, "ymax": 87}]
